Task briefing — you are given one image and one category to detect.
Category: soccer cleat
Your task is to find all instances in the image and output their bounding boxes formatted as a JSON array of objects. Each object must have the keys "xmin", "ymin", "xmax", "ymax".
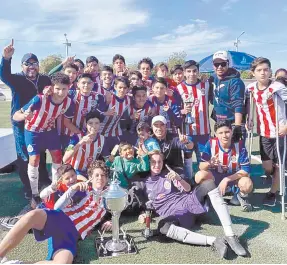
[
  {"xmin": 0, "ymin": 216, "xmax": 19, "ymax": 231},
  {"xmin": 0, "ymin": 257, "xmax": 22, "ymax": 264},
  {"xmin": 212, "ymin": 237, "xmax": 228, "ymax": 259},
  {"xmin": 262, "ymin": 192, "xmax": 276, "ymax": 207},
  {"xmin": 225, "ymin": 236, "xmax": 247, "ymax": 257},
  {"xmin": 230, "ymin": 193, "xmax": 253, "ymax": 212}
]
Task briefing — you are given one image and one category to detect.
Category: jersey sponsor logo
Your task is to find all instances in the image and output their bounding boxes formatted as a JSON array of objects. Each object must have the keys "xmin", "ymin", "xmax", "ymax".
[
  {"xmin": 194, "ymin": 99, "xmax": 200, "ymax": 107},
  {"xmin": 164, "ymin": 180, "xmax": 171, "ymax": 190},
  {"xmin": 201, "ymin": 88, "xmax": 206, "ymax": 95},
  {"xmin": 156, "ymin": 193, "xmax": 165, "ymax": 200},
  {"xmin": 27, "ymin": 144, "xmax": 34, "ymax": 153},
  {"xmin": 97, "ymin": 146, "xmax": 102, "ymax": 153}
]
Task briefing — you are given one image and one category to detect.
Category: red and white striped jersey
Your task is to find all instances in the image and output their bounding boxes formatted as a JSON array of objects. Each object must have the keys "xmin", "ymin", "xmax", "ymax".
[
  {"xmin": 94, "ymin": 85, "xmax": 114, "ymax": 96},
  {"xmin": 208, "ymin": 138, "xmax": 247, "ymax": 174},
  {"xmin": 63, "ymin": 191, "xmax": 106, "ymax": 239},
  {"xmin": 100, "ymin": 94, "xmax": 134, "ymax": 137},
  {"xmin": 69, "ymin": 133, "xmax": 105, "ymax": 172},
  {"xmin": 66, "ymin": 91, "xmax": 100, "ymax": 136},
  {"xmin": 247, "ymin": 81, "xmax": 287, "ymax": 138},
  {"xmin": 177, "ymin": 81, "xmax": 210, "ymax": 136},
  {"xmin": 133, "ymin": 100, "xmax": 154, "ymax": 121},
  {"xmin": 23, "ymin": 95, "xmax": 73, "ymax": 133}
]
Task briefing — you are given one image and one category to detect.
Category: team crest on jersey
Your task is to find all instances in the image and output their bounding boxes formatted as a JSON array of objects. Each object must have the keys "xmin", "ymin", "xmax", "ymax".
[
  {"xmin": 164, "ymin": 180, "xmax": 171, "ymax": 190},
  {"xmin": 156, "ymin": 193, "xmax": 165, "ymax": 200},
  {"xmin": 194, "ymin": 99, "xmax": 200, "ymax": 106},
  {"xmin": 97, "ymin": 147, "xmax": 102, "ymax": 153},
  {"xmin": 266, "ymin": 91, "xmax": 273, "ymax": 99},
  {"xmin": 60, "ymin": 109, "xmax": 66, "ymax": 114},
  {"xmin": 231, "ymin": 155, "xmax": 237, "ymax": 163},
  {"xmin": 86, "ymin": 156, "xmax": 93, "ymax": 163},
  {"xmin": 81, "ymin": 108, "xmax": 88, "ymax": 116},
  {"xmin": 27, "ymin": 144, "xmax": 33, "ymax": 153}
]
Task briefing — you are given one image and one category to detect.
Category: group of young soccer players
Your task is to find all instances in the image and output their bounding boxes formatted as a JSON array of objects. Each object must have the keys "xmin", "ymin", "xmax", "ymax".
[{"xmin": 0, "ymin": 47, "xmax": 287, "ymax": 263}]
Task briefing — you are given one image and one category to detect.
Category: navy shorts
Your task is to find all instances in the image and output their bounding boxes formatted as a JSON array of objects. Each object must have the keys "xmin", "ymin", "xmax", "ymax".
[
  {"xmin": 192, "ymin": 134, "xmax": 210, "ymax": 162},
  {"xmin": 33, "ymin": 209, "xmax": 79, "ymax": 260},
  {"xmin": 260, "ymin": 136, "xmax": 286, "ymax": 164},
  {"xmin": 75, "ymin": 169, "xmax": 88, "ymax": 178},
  {"xmin": 210, "ymin": 170, "xmax": 238, "ymax": 192},
  {"xmin": 25, "ymin": 129, "xmax": 61, "ymax": 155}
]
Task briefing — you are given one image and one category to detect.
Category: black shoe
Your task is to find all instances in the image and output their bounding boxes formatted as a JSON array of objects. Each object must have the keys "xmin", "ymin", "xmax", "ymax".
[
  {"xmin": 231, "ymin": 193, "xmax": 253, "ymax": 212},
  {"xmin": 0, "ymin": 216, "xmax": 19, "ymax": 231},
  {"xmin": 263, "ymin": 192, "xmax": 276, "ymax": 207},
  {"xmin": 225, "ymin": 236, "xmax": 247, "ymax": 257},
  {"xmin": 212, "ymin": 237, "xmax": 228, "ymax": 259}
]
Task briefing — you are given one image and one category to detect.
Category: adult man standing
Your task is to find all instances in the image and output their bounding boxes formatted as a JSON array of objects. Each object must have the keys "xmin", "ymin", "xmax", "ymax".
[
  {"xmin": 210, "ymin": 51, "xmax": 246, "ymax": 142},
  {"xmin": 0, "ymin": 40, "xmax": 51, "ymax": 199}
]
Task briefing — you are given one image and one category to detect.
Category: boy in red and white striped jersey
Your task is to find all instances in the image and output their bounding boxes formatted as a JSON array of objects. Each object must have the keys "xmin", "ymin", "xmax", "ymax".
[
  {"xmin": 13, "ymin": 73, "xmax": 79, "ymax": 206},
  {"xmin": 196, "ymin": 121, "xmax": 253, "ymax": 212},
  {"xmin": 138, "ymin": 57, "xmax": 154, "ymax": 96},
  {"xmin": 84, "ymin": 56, "xmax": 101, "ymax": 92},
  {"xmin": 98, "ymin": 65, "xmax": 115, "ymax": 103},
  {"xmin": 247, "ymin": 57, "xmax": 287, "ymax": 206},
  {"xmin": 99, "ymin": 76, "xmax": 134, "ymax": 156},
  {"xmin": 0, "ymin": 161, "xmax": 111, "ymax": 264},
  {"xmin": 177, "ymin": 60, "xmax": 212, "ymax": 162},
  {"xmin": 63, "ymin": 111, "xmax": 105, "ymax": 179}
]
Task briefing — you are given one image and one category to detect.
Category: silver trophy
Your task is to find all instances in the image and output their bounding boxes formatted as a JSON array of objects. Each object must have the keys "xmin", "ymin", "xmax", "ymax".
[{"xmin": 95, "ymin": 169, "xmax": 138, "ymax": 257}]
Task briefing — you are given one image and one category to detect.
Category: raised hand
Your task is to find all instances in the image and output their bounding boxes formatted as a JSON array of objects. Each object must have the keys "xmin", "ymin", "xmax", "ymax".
[
  {"xmin": 177, "ymin": 128, "xmax": 189, "ymax": 144},
  {"xmin": 3, "ymin": 39, "xmax": 15, "ymax": 59},
  {"xmin": 104, "ymin": 105, "xmax": 116, "ymax": 116},
  {"xmin": 42, "ymin": 86, "xmax": 53, "ymax": 97},
  {"xmin": 165, "ymin": 164, "xmax": 181, "ymax": 181},
  {"xmin": 166, "ymin": 88, "xmax": 174, "ymax": 97},
  {"xmin": 132, "ymin": 109, "xmax": 142, "ymax": 120},
  {"xmin": 62, "ymin": 55, "xmax": 76, "ymax": 66},
  {"xmin": 210, "ymin": 153, "xmax": 220, "ymax": 168}
]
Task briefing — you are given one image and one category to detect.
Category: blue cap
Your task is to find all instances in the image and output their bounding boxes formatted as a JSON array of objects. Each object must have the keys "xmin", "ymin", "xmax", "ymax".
[{"xmin": 21, "ymin": 53, "xmax": 38, "ymax": 63}]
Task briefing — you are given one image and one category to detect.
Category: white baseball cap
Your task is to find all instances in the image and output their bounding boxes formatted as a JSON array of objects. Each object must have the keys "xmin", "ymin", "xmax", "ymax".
[
  {"xmin": 213, "ymin": 51, "xmax": 228, "ymax": 62},
  {"xmin": 152, "ymin": 115, "xmax": 167, "ymax": 125}
]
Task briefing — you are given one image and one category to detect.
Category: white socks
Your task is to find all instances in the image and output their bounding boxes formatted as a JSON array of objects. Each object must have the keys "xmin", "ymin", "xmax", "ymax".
[
  {"xmin": 27, "ymin": 164, "xmax": 39, "ymax": 195},
  {"xmin": 51, "ymin": 163, "xmax": 61, "ymax": 183},
  {"xmin": 208, "ymin": 188, "xmax": 234, "ymax": 237},
  {"xmin": 166, "ymin": 224, "xmax": 216, "ymax": 246}
]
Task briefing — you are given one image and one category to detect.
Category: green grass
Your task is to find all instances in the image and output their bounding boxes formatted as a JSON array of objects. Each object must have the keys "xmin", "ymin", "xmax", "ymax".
[
  {"xmin": 0, "ymin": 101, "xmax": 11, "ymax": 128},
  {"xmin": 1, "ymin": 167, "xmax": 287, "ymax": 264}
]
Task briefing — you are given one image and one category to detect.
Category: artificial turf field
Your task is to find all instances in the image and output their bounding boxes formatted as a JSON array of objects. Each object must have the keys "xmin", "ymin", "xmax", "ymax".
[{"xmin": 1, "ymin": 101, "xmax": 287, "ymax": 264}]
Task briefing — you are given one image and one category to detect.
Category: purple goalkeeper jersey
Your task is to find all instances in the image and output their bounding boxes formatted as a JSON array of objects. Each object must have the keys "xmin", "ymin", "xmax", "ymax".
[{"xmin": 145, "ymin": 171, "xmax": 207, "ymax": 228}]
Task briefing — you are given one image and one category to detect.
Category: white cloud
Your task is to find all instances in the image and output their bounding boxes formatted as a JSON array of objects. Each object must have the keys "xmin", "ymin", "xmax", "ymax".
[
  {"xmin": 1, "ymin": 0, "xmax": 148, "ymax": 42},
  {"xmin": 221, "ymin": 0, "xmax": 240, "ymax": 12},
  {"xmin": 152, "ymin": 34, "xmax": 172, "ymax": 41}
]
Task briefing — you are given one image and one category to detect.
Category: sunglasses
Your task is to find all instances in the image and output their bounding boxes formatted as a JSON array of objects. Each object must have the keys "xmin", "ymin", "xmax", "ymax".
[
  {"xmin": 23, "ymin": 62, "xmax": 39, "ymax": 67},
  {"xmin": 213, "ymin": 62, "xmax": 227, "ymax": 68}
]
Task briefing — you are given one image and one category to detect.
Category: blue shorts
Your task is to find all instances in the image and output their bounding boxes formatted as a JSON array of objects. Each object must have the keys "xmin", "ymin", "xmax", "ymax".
[
  {"xmin": 60, "ymin": 135, "xmax": 71, "ymax": 152},
  {"xmin": 192, "ymin": 134, "xmax": 210, "ymax": 162},
  {"xmin": 210, "ymin": 170, "xmax": 238, "ymax": 193},
  {"xmin": 75, "ymin": 169, "xmax": 88, "ymax": 178},
  {"xmin": 33, "ymin": 209, "xmax": 79, "ymax": 260},
  {"xmin": 25, "ymin": 129, "xmax": 61, "ymax": 156}
]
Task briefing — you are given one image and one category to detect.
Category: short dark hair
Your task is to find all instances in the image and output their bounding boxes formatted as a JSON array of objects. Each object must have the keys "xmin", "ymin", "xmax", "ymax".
[
  {"xmin": 138, "ymin": 57, "xmax": 154, "ymax": 70},
  {"xmin": 275, "ymin": 68, "xmax": 287, "ymax": 78},
  {"xmin": 214, "ymin": 120, "xmax": 232, "ymax": 132},
  {"xmin": 63, "ymin": 62, "xmax": 79, "ymax": 72},
  {"xmin": 119, "ymin": 142, "xmax": 132, "ymax": 153},
  {"xmin": 87, "ymin": 160, "xmax": 109, "ymax": 180},
  {"xmin": 183, "ymin": 60, "xmax": 199, "ymax": 71},
  {"xmin": 152, "ymin": 77, "xmax": 167, "ymax": 88},
  {"xmin": 132, "ymin": 85, "xmax": 147, "ymax": 96},
  {"xmin": 77, "ymin": 73, "xmax": 93, "ymax": 82},
  {"xmin": 112, "ymin": 54, "xmax": 126, "ymax": 64},
  {"xmin": 74, "ymin": 59, "xmax": 85, "ymax": 69},
  {"xmin": 136, "ymin": 121, "xmax": 151, "ymax": 133},
  {"xmin": 101, "ymin": 65, "xmax": 114, "ymax": 74},
  {"xmin": 85, "ymin": 111, "xmax": 104, "ymax": 123},
  {"xmin": 129, "ymin": 70, "xmax": 142, "ymax": 80},
  {"xmin": 250, "ymin": 57, "xmax": 271, "ymax": 72},
  {"xmin": 170, "ymin": 64, "xmax": 183, "ymax": 75},
  {"xmin": 86, "ymin": 56, "xmax": 99, "ymax": 64},
  {"xmin": 50, "ymin": 72, "xmax": 70, "ymax": 85},
  {"xmin": 114, "ymin": 76, "xmax": 130, "ymax": 88},
  {"xmin": 155, "ymin": 62, "xmax": 168, "ymax": 72},
  {"xmin": 57, "ymin": 164, "xmax": 76, "ymax": 179}
]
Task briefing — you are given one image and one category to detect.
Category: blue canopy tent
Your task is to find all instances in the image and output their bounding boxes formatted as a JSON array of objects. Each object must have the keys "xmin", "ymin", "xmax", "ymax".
[{"xmin": 199, "ymin": 51, "xmax": 256, "ymax": 73}]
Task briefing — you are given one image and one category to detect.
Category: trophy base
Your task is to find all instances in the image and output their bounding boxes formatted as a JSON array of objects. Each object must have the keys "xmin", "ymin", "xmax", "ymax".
[{"xmin": 94, "ymin": 234, "xmax": 138, "ymax": 258}]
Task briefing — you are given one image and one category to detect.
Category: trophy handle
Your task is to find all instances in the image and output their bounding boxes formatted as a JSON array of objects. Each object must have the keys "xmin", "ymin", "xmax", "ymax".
[{"xmin": 127, "ymin": 186, "xmax": 138, "ymax": 206}]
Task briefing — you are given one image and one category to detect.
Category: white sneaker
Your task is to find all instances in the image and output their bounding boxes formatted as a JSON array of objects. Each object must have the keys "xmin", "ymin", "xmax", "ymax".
[{"xmin": 0, "ymin": 257, "xmax": 22, "ymax": 264}]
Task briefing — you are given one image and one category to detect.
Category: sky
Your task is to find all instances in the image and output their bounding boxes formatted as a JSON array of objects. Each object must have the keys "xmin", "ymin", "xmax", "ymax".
[{"xmin": 0, "ymin": 0, "xmax": 287, "ymax": 73}]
